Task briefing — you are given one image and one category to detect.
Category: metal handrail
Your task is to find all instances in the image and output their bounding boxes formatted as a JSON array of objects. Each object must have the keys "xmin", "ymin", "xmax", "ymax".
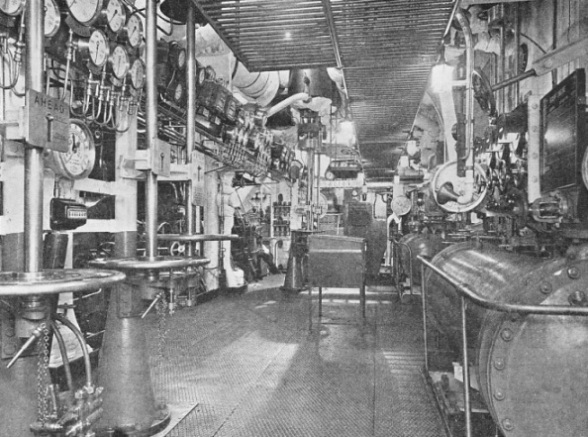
[
  {"xmin": 417, "ymin": 254, "xmax": 588, "ymax": 437},
  {"xmin": 417, "ymin": 255, "xmax": 588, "ymax": 316}
]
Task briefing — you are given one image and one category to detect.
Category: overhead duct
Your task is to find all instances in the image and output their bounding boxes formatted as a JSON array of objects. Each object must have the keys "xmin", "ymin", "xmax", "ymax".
[{"xmin": 232, "ymin": 61, "xmax": 287, "ymax": 107}]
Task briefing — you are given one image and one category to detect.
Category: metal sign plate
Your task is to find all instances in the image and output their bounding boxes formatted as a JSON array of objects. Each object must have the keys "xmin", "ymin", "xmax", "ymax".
[{"xmin": 25, "ymin": 90, "xmax": 70, "ymax": 151}]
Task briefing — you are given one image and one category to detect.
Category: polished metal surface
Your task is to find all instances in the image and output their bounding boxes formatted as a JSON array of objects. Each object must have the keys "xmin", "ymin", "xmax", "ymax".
[
  {"xmin": 89, "ymin": 256, "xmax": 210, "ymax": 271},
  {"xmin": 398, "ymin": 233, "xmax": 445, "ymax": 285},
  {"xmin": 145, "ymin": 0, "xmax": 159, "ymax": 259},
  {"xmin": 142, "ymin": 276, "xmax": 445, "ymax": 436},
  {"xmin": 425, "ymin": 243, "xmax": 588, "ymax": 437},
  {"xmin": 158, "ymin": 234, "xmax": 240, "ymax": 242},
  {"xmin": 0, "ymin": 269, "xmax": 125, "ymax": 296},
  {"xmin": 24, "ymin": 1, "xmax": 45, "ymax": 273},
  {"xmin": 193, "ymin": 0, "xmax": 455, "ymax": 178}
]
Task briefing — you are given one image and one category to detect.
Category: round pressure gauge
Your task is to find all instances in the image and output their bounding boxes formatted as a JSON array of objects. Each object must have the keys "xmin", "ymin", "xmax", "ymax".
[
  {"xmin": 168, "ymin": 41, "xmax": 186, "ymax": 70},
  {"xmin": 109, "ymin": 45, "xmax": 130, "ymax": 80},
  {"xmin": 128, "ymin": 58, "xmax": 145, "ymax": 90},
  {"xmin": 123, "ymin": 13, "xmax": 143, "ymax": 48},
  {"xmin": 196, "ymin": 61, "xmax": 206, "ymax": 85},
  {"xmin": 46, "ymin": 120, "xmax": 96, "ymax": 180},
  {"xmin": 0, "ymin": 0, "xmax": 24, "ymax": 16},
  {"xmin": 44, "ymin": 0, "xmax": 61, "ymax": 38},
  {"xmin": 67, "ymin": 0, "xmax": 103, "ymax": 26},
  {"xmin": 173, "ymin": 81, "xmax": 185, "ymax": 105},
  {"xmin": 87, "ymin": 29, "xmax": 110, "ymax": 68},
  {"xmin": 103, "ymin": 0, "xmax": 126, "ymax": 34}
]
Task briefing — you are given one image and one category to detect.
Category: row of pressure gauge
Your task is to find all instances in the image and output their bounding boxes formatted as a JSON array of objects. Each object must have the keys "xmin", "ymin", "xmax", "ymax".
[
  {"xmin": 0, "ymin": 0, "xmax": 146, "ymax": 90},
  {"xmin": 1, "ymin": 0, "xmax": 142, "ymax": 44}
]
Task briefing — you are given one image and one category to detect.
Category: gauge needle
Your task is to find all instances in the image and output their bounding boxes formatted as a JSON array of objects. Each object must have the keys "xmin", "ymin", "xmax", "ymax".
[{"xmin": 71, "ymin": 134, "xmax": 78, "ymax": 153}]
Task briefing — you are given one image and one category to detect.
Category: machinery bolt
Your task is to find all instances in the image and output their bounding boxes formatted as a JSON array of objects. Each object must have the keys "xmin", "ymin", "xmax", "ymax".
[
  {"xmin": 501, "ymin": 328, "xmax": 513, "ymax": 341},
  {"xmin": 539, "ymin": 282, "xmax": 552, "ymax": 294},
  {"xmin": 502, "ymin": 418, "xmax": 514, "ymax": 431},
  {"xmin": 568, "ymin": 291, "xmax": 588, "ymax": 307},
  {"xmin": 494, "ymin": 390, "xmax": 505, "ymax": 401},
  {"xmin": 494, "ymin": 358, "xmax": 505, "ymax": 370},
  {"xmin": 567, "ymin": 266, "xmax": 580, "ymax": 279}
]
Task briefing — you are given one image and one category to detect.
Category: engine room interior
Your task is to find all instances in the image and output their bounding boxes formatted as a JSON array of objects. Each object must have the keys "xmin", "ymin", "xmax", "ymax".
[{"xmin": 0, "ymin": 0, "xmax": 587, "ymax": 436}]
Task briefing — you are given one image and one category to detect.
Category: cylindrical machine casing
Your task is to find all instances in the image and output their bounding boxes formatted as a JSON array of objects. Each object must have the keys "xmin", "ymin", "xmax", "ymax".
[
  {"xmin": 398, "ymin": 233, "xmax": 445, "ymax": 285},
  {"xmin": 425, "ymin": 242, "xmax": 588, "ymax": 436}
]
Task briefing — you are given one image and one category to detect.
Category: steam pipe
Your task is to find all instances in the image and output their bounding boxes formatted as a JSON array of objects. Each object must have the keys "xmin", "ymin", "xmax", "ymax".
[
  {"xmin": 266, "ymin": 93, "xmax": 309, "ymax": 117},
  {"xmin": 24, "ymin": 0, "xmax": 44, "ymax": 273},
  {"xmin": 455, "ymin": 10, "xmax": 475, "ymax": 206},
  {"xmin": 53, "ymin": 314, "xmax": 93, "ymax": 390},
  {"xmin": 145, "ymin": 0, "xmax": 158, "ymax": 259},
  {"xmin": 49, "ymin": 319, "xmax": 74, "ymax": 396}
]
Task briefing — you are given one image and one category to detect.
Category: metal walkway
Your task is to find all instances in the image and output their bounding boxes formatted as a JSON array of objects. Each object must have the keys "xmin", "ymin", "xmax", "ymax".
[{"xmin": 144, "ymin": 275, "xmax": 445, "ymax": 437}]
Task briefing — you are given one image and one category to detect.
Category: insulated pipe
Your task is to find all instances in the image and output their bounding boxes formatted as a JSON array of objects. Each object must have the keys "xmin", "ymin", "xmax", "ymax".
[
  {"xmin": 266, "ymin": 93, "xmax": 309, "ymax": 117},
  {"xmin": 145, "ymin": 0, "xmax": 158, "ymax": 259},
  {"xmin": 24, "ymin": 0, "xmax": 44, "ymax": 273}
]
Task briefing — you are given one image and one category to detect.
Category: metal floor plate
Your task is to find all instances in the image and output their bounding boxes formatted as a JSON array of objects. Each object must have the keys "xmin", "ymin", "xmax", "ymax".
[{"xmin": 143, "ymin": 276, "xmax": 445, "ymax": 436}]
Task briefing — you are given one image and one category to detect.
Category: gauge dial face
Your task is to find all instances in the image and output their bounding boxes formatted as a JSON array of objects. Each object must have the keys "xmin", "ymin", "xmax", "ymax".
[
  {"xmin": 128, "ymin": 58, "xmax": 145, "ymax": 89},
  {"xmin": 174, "ymin": 82, "xmax": 184, "ymax": 103},
  {"xmin": 176, "ymin": 49, "xmax": 186, "ymax": 70},
  {"xmin": 88, "ymin": 30, "xmax": 109, "ymax": 67},
  {"xmin": 44, "ymin": 0, "xmax": 61, "ymax": 37},
  {"xmin": 67, "ymin": 0, "xmax": 103, "ymax": 25},
  {"xmin": 0, "ymin": 0, "xmax": 23, "ymax": 16},
  {"xmin": 124, "ymin": 13, "xmax": 143, "ymax": 48},
  {"xmin": 197, "ymin": 68, "xmax": 206, "ymax": 85},
  {"xmin": 104, "ymin": 0, "xmax": 126, "ymax": 33},
  {"xmin": 63, "ymin": 120, "xmax": 96, "ymax": 180},
  {"xmin": 109, "ymin": 45, "xmax": 129, "ymax": 79}
]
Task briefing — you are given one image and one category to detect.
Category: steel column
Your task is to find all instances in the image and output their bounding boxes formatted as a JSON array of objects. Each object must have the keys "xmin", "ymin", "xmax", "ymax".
[
  {"xmin": 186, "ymin": 5, "xmax": 196, "ymax": 255},
  {"xmin": 145, "ymin": 0, "xmax": 158, "ymax": 259},
  {"xmin": 24, "ymin": 0, "xmax": 44, "ymax": 273}
]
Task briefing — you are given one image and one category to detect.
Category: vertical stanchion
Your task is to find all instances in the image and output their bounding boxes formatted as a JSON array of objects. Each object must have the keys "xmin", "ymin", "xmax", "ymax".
[
  {"xmin": 421, "ymin": 260, "xmax": 429, "ymax": 373},
  {"xmin": 185, "ymin": 5, "xmax": 196, "ymax": 257},
  {"xmin": 144, "ymin": 0, "xmax": 158, "ymax": 259},
  {"xmin": 461, "ymin": 296, "xmax": 472, "ymax": 437}
]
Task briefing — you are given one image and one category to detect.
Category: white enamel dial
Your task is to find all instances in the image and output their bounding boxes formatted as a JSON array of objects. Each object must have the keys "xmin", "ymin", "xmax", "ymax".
[
  {"xmin": 109, "ymin": 45, "xmax": 129, "ymax": 79},
  {"xmin": 67, "ymin": 0, "xmax": 103, "ymax": 26},
  {"xmin": 44, "ymin": 0, "xmax": 61, "ymax": 38},
  {"xmin": 104, "ymin": 0, "xmax": 126, "ymax": 33},
  {"xmin": 46, "ymin": 120, "xmax": 96, "ymax": 180},
  {"xmin": 128, "ymin": 58, "xmax": 145, "ymax": 89},
  {"xmin": 88, "ymin": 29, "xmax": 109, "ymax": 68},
  {"xmin": 124, "ymin": 13, "xmax": 143, "ymax": 48},
  {"xmin": 0, "ymin": 0, "xmax": 24, "ymax": 16}
]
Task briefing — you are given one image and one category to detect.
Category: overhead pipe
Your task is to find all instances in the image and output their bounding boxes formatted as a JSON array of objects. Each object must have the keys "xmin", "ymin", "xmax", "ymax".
[{"xmin": 145, "ymin": 0, "xmax": 158, "ymax": 259}]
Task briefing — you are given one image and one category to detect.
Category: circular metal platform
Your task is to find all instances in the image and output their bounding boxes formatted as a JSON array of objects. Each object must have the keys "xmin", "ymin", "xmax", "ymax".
[
  {"xmin": 0, "ymin": 269, "xmax": 126, "ymax": 296},
  {"xmin": 158, "ymin": 233, "xmax": 239, "ymax": 242},
  {"xmin": 89, "ymin": 256, "xmax": 210, "ymax": 271}
]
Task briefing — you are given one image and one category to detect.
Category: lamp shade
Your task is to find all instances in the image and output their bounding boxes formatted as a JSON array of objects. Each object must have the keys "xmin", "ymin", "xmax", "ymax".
[{"xmin": 160, "ymin": 0, "xmax": 208, "ymax": 25}]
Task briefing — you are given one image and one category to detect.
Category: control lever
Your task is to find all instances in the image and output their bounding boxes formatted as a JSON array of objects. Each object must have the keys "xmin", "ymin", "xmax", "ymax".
[
  {"xmin": 6, "ymin": 324, "xmax": 45, "ymax": 369},
  {"xmin": 141, "ymin": 291, "xmax": 165, "ymax": 319}
]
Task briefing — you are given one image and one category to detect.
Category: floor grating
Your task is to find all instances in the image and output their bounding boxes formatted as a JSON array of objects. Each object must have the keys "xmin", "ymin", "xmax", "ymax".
[{"xmin": 143, "ymin": 276, "xmax": 446, "ymax": 436}]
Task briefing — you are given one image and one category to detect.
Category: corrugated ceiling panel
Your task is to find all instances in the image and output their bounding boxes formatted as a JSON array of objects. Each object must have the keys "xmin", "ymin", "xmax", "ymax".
[{"xmin": 194, "ymin": 0, "xmax": 456, "ymax": 177}]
